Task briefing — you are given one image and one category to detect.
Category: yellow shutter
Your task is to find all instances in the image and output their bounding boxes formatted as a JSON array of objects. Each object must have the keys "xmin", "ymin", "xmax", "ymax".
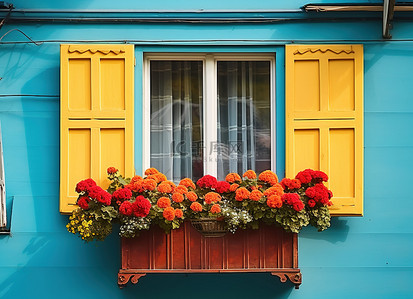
[
  {"xmin": 60, "ymin": 44, "xmax": 134, "ymax": 213},
  {"xmin": 285, "ymin": 45, "xmax": 363, "ymax": 216}
]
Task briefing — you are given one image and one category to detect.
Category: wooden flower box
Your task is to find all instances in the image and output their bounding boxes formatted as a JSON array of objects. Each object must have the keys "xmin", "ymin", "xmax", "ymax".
[{"xmin": 118, "ymin": 222, "xmax": 302, "ymax": 288}]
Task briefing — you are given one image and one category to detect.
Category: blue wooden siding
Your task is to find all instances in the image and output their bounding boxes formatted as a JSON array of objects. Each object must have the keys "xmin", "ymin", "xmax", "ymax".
[{"xmin": 1, "ymin": 1, "xmax": 413, "ymax": 298}]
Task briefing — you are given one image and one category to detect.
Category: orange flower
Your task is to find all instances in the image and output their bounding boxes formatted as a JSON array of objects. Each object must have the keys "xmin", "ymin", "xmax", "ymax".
[
  {"xmin": 130, "ymin": 175, "xmax": 143, "ymax": 184},
  {"xmin": 225, "ymin": 173, "xmax": 241, "ymax": 183},
  {"xmin": 157, "ymin": 197, "xmax": 171, "ymax": 208},
  {"xmin": 172, "ymin": 192, "xmax": 184, "ymax": 203},
  {"xmin": 267, "ymin": 195, "xmax": 283, "ymax": 208},
  {"xmin": 190, "ymin": 202, "xmax": 203, "ymax": 212},
  {"xmin": 210, "ymin": 204, "xmax": 221, "ymax": 214},
  {"xmin": 107, "ymin": 167, "xmax": 118, "ymax": 174},
  {"xmin": 179, "ymin": 178, "xmax": 196, "ymax": 189},
  {"xmin": 249, "ymin": 190, "xmax": 263, "ymax": 201},
  {"xmin": 229, "ymin": 183, "xmax": 239, "ymax": 192},
  {"xmin": 175, "ymin": 208, "xmax": 184, "ymax": 218},
  {"xmin": 263, "ymin": 184, "xmax": 284, "ymax": 197},
  {"xmin": 243, "ymin": 170, "xmax": 257, "ymax": 180},
  {"xmin": 235, "ymin": 187, "xmax": 250, "ymax": 201},
  {"xmin": 163, "ymin": 207, "xmax": 175, "ymax": 221},
  {"xmin": 186, "ymin": 191, "xmax": 198, "ymax": 202},
  {"xmin": 175, "ymin": 185, "xmax": 188, "ymax": 195},
  {"xmin": 258, "ymin": 170, "xmax": 278, "ymax": 185},
  {"xmin": 142, "ymin": 179, "xmax": 157, "ymax": 191},
  {"xmin": 157, "ymin": 181, "xmax": 176, "ymax": 193},
  {"xmin": 204, "ymin": 192, "xmax": 221, "ymax": 204},
  {"xmin": 145, "ymin": 168, "xmax": 159, "ymax": 175},
  {"xmin": 154, "ymin": 173, "xmax": 167, "ymax": 182}
]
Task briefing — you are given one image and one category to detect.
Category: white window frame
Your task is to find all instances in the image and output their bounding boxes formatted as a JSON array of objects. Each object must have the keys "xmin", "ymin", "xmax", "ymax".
[{"xmin": 143, "ymin": 53, "xmax": 276, "ymax": 178}]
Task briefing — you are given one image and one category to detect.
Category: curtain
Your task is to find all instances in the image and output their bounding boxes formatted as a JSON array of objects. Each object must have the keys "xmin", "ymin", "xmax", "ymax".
[
  {"xmin": 217, "ymin": 61, "xmax": 271, "ymax": 180},
  {"xmin": 150, "ymin": 61, "xmax": 203, "ymax": 182}
]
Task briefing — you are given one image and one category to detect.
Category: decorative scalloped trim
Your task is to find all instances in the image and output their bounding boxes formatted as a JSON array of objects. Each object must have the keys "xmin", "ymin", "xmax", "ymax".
[
  {"xmin": 68, "ymin": 45, "xmax": 125, "ymax": 55},
  {"xmin": 293, "ymin": 48, "xmax": 354, "ymax": 55}
]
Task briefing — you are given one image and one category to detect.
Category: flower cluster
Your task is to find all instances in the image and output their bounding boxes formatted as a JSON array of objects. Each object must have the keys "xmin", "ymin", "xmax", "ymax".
[{"xmin": 67, "ymin": 167, "xmax": 333, "ymax": 242}]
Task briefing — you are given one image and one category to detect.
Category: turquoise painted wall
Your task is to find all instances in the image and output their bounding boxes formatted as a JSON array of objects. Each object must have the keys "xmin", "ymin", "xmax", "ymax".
[{"xmin": 1, "ymin": 1, "xmax": 413, "ymax": 298}]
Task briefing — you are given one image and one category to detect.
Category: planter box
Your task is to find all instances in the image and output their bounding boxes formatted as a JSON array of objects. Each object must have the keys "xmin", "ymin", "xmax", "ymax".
[{"xmin": 118, "ymin": 222, "xmax": 301, "ymax": 288}]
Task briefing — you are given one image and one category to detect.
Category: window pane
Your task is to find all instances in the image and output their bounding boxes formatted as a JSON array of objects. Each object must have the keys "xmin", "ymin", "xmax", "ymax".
[
  {"xmin": 150, "ymin": 61, "xmax": 204, "ymax": 182},
  {"xmin": 217, "ymin": 61, "xmax": 271, "ymax": 180}
]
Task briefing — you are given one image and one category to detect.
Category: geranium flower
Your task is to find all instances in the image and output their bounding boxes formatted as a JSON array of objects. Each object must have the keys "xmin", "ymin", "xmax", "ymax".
[
  {"xmin": 144, "ymin": 168, "xmax": 159, "ymax": 175},
  {"xmin": 163, "ymin": 207, "xmax": 175, "ymax": 221},
  {"xmin": 133, "ymin": 196, "xmax": 152, "ymax": 217},
  {"xmin": 210, "ymin": 204, "xmax": 221, "ymax": 214},
  {"xmin": 186, "ymin": 191, "xmax": 198, "ymax": 202},
  {"xmin": 243, "ymin": 170, "xmax": 257, "ymax": 179},
  {"xmin": 157, "ymin": 181, "xmax": 176, "ymax": 193},
  {"xmin": 107, "ymin": 167, "xmax": 118, "ymax": 174},
  {"xmin": 249, "ymin": 190, "xmax": 263, "ymax": 201},
  {"xmin": 157, "ymin": 197, "xmax": 171, "ymax": 208},
  {"xmin": 258, "ymin": 170, "xmax": 278, "ymax": 185},
  {"xmin": 235, "ymin": 187, "xmax": 250, "ymax": 201},
  {"xmin": 215, "ymin": 181, "xmax": 230, "ymax": 193},
  {"xmin": 77, "ymin": 196, "xmax": 90, "ymax": 210},
  {"xmin": 197, "ymin": 175, "xmax": 218, "ymax": 189},
  {"xmin": 175, "ymin": 209, "xmax": 183, "ymax": 218},
  {"xmin": 172, "ymin": 192, "xmax": 184, "ymax": 203},
  {"xmin": 119, "ymin": 201, "xmax": 133, "ymax": 216},
  {"xmin": 190, "ymin": 202, "xmax": 203, "ymax": 212},
  {"xmin": 225, "ymin": 173, "xmax": 241, "ymax": 183},
  {"xmin": 204, "ymin": 192, "xmax": 221, "ymax": 204},
  {"xmin": 179, "ymin": 178, "xmax": 196, "ymax": 189},
  {"xmin": 267, "ymin": 195, "xmax": 282, "ymax": 208}
]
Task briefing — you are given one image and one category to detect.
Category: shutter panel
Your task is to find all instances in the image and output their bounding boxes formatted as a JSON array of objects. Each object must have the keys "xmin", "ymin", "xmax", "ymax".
[
  {"xmin": 285, "ymin": 45, "xmax": 363, "ymax": 216},
  {"xmin": 60, "ymin": 44, "xmax": 134, "ymax": 213}
]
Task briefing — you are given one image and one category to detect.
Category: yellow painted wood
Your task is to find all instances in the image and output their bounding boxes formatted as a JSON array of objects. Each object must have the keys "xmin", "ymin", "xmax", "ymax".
[
  {"xmin": 60, "ymin": 44, "xmax": 134, "ymax": 214},
  {"xmin": 286, "ymin": 44, "xmax": 363, "ymax": 216}
]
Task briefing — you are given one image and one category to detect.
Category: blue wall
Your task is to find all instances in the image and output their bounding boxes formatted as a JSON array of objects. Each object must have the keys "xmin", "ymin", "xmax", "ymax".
[{"xmin": 1, "ymin": 1, "xmax": 413, "ymax": 298}]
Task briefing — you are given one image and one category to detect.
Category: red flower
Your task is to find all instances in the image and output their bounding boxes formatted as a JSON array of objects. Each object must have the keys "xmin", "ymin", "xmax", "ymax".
[
  {"xmin": 112, "ymin": 188, "xmax": 132, "ymax": 203},
  {"xmin": 119, "ymin": 201, "xmax": 133, "ymax": 216},
  {"xmin": 210, "ymin": 204, "xmax": 221, "ymax": 214},
  {"xmin": 133, "ymin": 196, "xmax": 152, "ymax": 217},
  {"xmin": 295, "ymin": 169, "xmax": 314, "ymax": 184},
  {"xmin": 77, "ymin": 196, "xmax": 90, "ymax": 210},
  {"xmin": 75, "ymin": 178, "xmax": 96, "ymax": 193},
  {"xmin": 307, "ymin": 199, "xmax": 316, "ymax": 208},
  {"xmin": 280, "ymin": 178, "xmax": 301, "ymax": 190},
  {"xmin": 175, "ymin": 209, "xmax": 184, "ymax": 218},
  {"xmin": 163, "ymin": 207, "xmax": 175, "ymax": 221},
  {"xmin": 313, "ymin": 170, "xmax": 328, "ymax": 183},
  {"xmin": 190, "ymin": 202, "xmax": 203, "ymax": 212},
  {"xmin": 197, "ymin": 175, "xmax": 218, "ymax": 189},
  {"xmin": 282, "ymin": 193, "xmax": 304, "ymax": 211},
  {"xmin": 215, "ymin": 181, "xmax": 230, "ymax": 193},
  {"xmin": 305, "ymin": 183, "xmax": 331, "ymax": 204},
  {"xmin": 88, "ymin": 186, "xmax": 111, "ymax": 205},
  {"xmin": 157, "ymin": 197, "xmax": 171, "ymax": 208},
  {"xmin": 107, "ymin": 167, "xmax": 118, "ymax": 174}
]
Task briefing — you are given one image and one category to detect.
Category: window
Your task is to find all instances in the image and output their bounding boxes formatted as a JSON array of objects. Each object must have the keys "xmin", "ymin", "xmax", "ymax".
[
  {"xmin": 60, "ymin": 44, "xmax": 363, "ymax": 216},
  {"xmin": 143, "ymin": 54, "xmax": 275, "ymax": 182}
]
